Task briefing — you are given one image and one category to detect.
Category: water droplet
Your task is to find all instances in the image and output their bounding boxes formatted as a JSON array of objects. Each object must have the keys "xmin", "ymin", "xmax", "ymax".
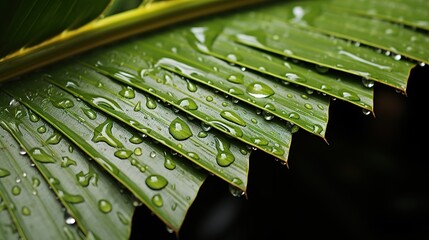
[
  {"xmin": 117, "ymin": 211, "xmax": 130, "ymax": 225},
  {"xmin": 186, "ymin": 79, "xmax": 198, "ymax": 92},
  {"xmin": 21, "ymin": 206, "xmax": 31, "ymax": 216},
  {"xmin": 288, "ymin": 112, "xmax": 300, "ymax": 119},
  {"xmin": 166, "ymin": 226, "xmax": 174, "ymax": 234},
  {"xmin": 145, "ymin": 96, "xmax": 157, "ymax": 109},
  {"xmin": 32, "ymin": 177, "xmax": 40, "ymax": 187},
  {"xmin": 228, "ymin": 185, "xmax": 244, "ymax": 197},
  {"xmin": 37, "ymin": 126, "xmax": 46, "ymax": 133},
  {"xmin": 362, "ymin": 78, "xmax": 374, "ymax": 88},
  {"xmin": 209, "ymin": 120, "xmax": 243, "ymax": 137},
  {"xmin": 134, "ymin": 147, "xmax": 142, "ymax": 156},
  {"xmin": 30, "ymin": 148, "xmax": 56, "ymax": 163},
  {"xmin": 214, "ymin": 137, "xmax": 235, "ymax": 167},
  {"xmin": 82, "ymin": 107, "xmax": 97, "ymax": 120},
  {"xmin": 169, "ymin": 117, "xmax": 193, "ymax": 141},
  {"xmin": 19, "ymin": 148, "xmax": 27, "ymax": 155},
  {"xmin": 114, "ymin": 149, "xmax": 133, "ymax": 159},
  {"xmin": 304, "ymin": 103, "xmax": 313, "ymax": 110},
  {"xmin": 227, "ymin": 74, "xmax": 244, "ymax": 84},
  {"xmin": 171, "ymin": 203, "xmax": 178, "ymax": 211},
  {"xmin": 11, "ymin": 185, "xmax": 21, "ymax": 196},
  {"xmin": 92, "ymin": 120, "xmax": 123, "ymax": 148},
  {"xmin": 119, "ymin": 86, "xmax": 135, "ymax": 99},
  {"xmin": 187, "ymin": 152, "xmax": 200, "ymax": 160},
  {"xmin": 29, "ymin": 111, "xmax": 40, "ymax": 122},
  {"xmin": 312, "ymin": 124, "xmax": 323, "ymax": 135},
  {"xmin": 65, "ymin": 216, "xmax": 76, "ymax": 225},
  {"xmin": 145, "ymin": 175, "xmax": 168, "ymax": 190},
  {"xmin": 177, "ymin": 98, "xmax": 198, "ymax": 110},
  {"xmin": 164, "ymin": 153, "xmax": 176, "ymax": 170},
  {"xmin": 246, "ymin": 82, "xmax": 275, "ymax": 98},
  {"xmin": 393, "ymin": 54, "xmax": 402, "ymax": 61},
  {"xmin": 133, "ymin": 101, "xmax": 142, "ymax": 112},
  {"xmin": 251, "ymin": 137, "xmax": 269, "ymax": 146},
  {"xmin": 59, "ymin": 191, "xmax": 85, "ymax": 204},
  {"xmin": 0, "ymin": 168, "xmax": 11, "ymax": 178},
  {"xmin": 61, "ymin": 156, "xmax": 77, "ymax": 168},
  {"xmin": 197, "ymin": 131, "xmax": 208, "ymax": 138},
  {"xmin": 220, "ymin": 110, "xmax": 246, "ymax": 127},
  {"xmin": 263, "ymin": 111, "xmax": 274, "ymax": 121},
  {"xmin": 315, "ymin": 65, "xmax": 329, "ymax": 73},
  {"xmin": 152, "ymin": 194, "xmax": 163, "ymax": 207},
  {"xmin": 46, "ymin": 132, "xmax": 62, "ymax": 145},
  {"xmin": 130, "ymin": 135, "xmax": 144, "ymax": 144},
  {"xmin": 205, "ymin": 96, "xmax": 213, "ymax": 102},
  {"xmin": 339, "ymin": 89, "xmax": 361, "ymax": 101},
  {"xmin": 98, "ymin": 199, "xmax": 112, "ymax": 213},
  {"xmin": 52, "ymin": 98, "xmax": 74, "ymax": 109},
  {"xmin": 362, "ymin": 109, "xmax": 372, "ymax": 116}
]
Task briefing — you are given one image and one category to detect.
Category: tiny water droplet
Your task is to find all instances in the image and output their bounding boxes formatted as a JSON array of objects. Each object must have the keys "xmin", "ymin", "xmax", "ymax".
[
  {"xmin": 19, "ymin": 148, "xmax": 27, "ymax": 155},
  {"xmin": 21, "ymin": 206, "xmax": 31, "ymax": 216},
  {"xmin": 339, "ymin": 89, "xmax": 361, "ymax": 101},
  {"xmin": 205, "ymin": 96, "xmax": 213, "ymax": 102},
  {"xmin": 362, "ymin": 109, "xmax": 371, "ymax": 115},
  {"xmin": 228, "ymin": 185, "xmax": 244, "ymax": 197},
  {"xmin": 134, "ymin": 101, "xmax": 142, "ymax": 112},
  {"xmin": 129, "ymin": 135, "xmax": 144, "ymax": 144},
  {"xmin": 164, "ymin": 153, "xmax": 176, "ymax": 170},
  {"xmin": 65, "ymin": 216, "xmax": 76, "ymax": 225},
  {"xmin": 169, "ymin": 117, "xmax": 193, "ymax": 141},
  {"xmin": 197, "ymin": 131, "xmax": 208, "ymax": 138},
  {"xmin": 315, "ymin": 65, "xmax": 329, "ymax": 73},
  {"xmin": 152, "ymin": 194, "xmax": 163, "ymax": 207},
  {"xmin": 117, "ymin": 211, "xmax": 130, "ymax": 225},
  {"xmin": 98, "ymin": 199, "xmax": 112, "ymax": 213},
  {"xmin": 227, "ymin": 74, "xmax": 244, "ymax": 84},
  {"xmin": 362, "ymin": 78, "xmax": 375, "ymax": 88},
  {"xmin": 288, "ymin": 112, "xmax": 300, "ymax": 119},
  {"xmin": 134, "ymin": 147, "xmax": 142, "ymax": 156},
  {"xmin": 32, "ymin": 177, "xmax": 40, "ymax": 187},
  {"xmin": 304, "ymin": 103, "xmax": 313, "ymax": 110},
  {"xmin": 251, "ymin": 137, "xmax": 269, "ymax": 146},
  {"xmin": 145, "ymin": 175, "xmax": 168, "ymax": 190}
]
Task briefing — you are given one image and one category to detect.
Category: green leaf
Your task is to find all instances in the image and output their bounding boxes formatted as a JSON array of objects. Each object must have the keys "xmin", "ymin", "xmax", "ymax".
[
  {"xmin": 130, "ymin": 32, "xmax": 330, "ymax": 138},
  {"xmin": 0, "ymin": 94, "xmax": 135, "ymax": 240},
  {"xmin": 225, "ymin": 12, "xmax": 414, "ymax": 92},
  {"xmin": 42, "ymin": 64, "xmax": 251, "ymax": 190},
  {"xmin": 0, "ymin": 125, "xmax": 83, "ymax": 240},
  {"xmin": 0, "ymin": 0, "xmax": 111, "ymax": 58},
  {"xmin": 0, "ymin": 197, "xmax": 20, "ymax": 239},
  {"xmin": 330, "ymin": 0, "xmax": 429, "ymax": 31},
  {"xmin": 78, "ymin": 53, "xmax": 292, "ymax": 161},
  {"xmin": 1, "ymin": 80, "xmax": 208, "ymax": 233},
  {"xmin": 264, "ymin": 1, "xmax": 429, "ymax": 65}
]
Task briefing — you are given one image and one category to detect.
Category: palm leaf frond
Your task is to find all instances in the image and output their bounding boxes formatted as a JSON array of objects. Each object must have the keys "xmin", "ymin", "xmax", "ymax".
[{"xmin": 0, "ymin": 0, "xmax": 427, "ymax": 238}]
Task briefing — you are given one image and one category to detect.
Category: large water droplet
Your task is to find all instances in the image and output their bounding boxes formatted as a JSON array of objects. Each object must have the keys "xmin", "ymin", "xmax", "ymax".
[
  {"xmin": 59, "ymin": 191, "xmax": 85, "ymax": 204},
  {"xmin": 169, "ymin": 117, "xmax": 193, "ymax": 141},
  {"xmin": 46, "ymin": 132, "xmax": 62, "ymax": 145},
  {"xmin": 214, "ymin": 137, "xmax": 235, "ymax": 167},
  {"xmin": 152, "ymin": 194, "xmax": 163, "ymax": 207},
  {"xmin": 82, "ymin": 107, "xmax": 97, "ymax": 120},
  {"xmin": 98, "ymin": 199, "xmax": 112, "ymax": 213},
  {"xmin": 177, "ymin": 98, "xmax": 198, "ymax": 110},
  {"xmin": 119, "ymin": 86, "xmax": 135, "ymax": 99},
  {"xmin": 92, "ymin": 120, "xmax": 123, "ymax": 148},
  {"xmin": 30, "ymin": 148, "xmax": 56, "ymax": 163},
  {"xmin": 220, "ymin": 110, "xmax": 246, "ymax": 127},
  {"xmin": 61, "ymin": 156, "xmax": 77, "ymax": 168},
  {"xmin": 114, "ymin": 149, "xmax": 133, "ymax": 159},
  {"xmin": 186, "ymin": 79, "xmax": 198, "ymax": 92},
  {"xmin": 145, "ymin": 175, "xmax": 168, "ymax": 190},
  {"xmin": 246, "ymin": 82, "xmax": 274, "ymax": 98},
  {"xmin": 146, "ymin": 96, "xmax": 157, "ymax": 109}
]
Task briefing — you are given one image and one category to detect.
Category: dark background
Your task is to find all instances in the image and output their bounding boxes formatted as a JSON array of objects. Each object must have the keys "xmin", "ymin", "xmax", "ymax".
[{"xmin": 131, "ymin": 65, "xmax": 429, "ymax": 240}]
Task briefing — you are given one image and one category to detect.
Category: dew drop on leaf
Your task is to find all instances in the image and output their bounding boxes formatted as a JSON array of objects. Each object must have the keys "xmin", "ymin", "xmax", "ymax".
[
  {"xmin": 246, "ymin": 82, "xmax": 274, "ymax": 98},
  {"xmin": 30, "ymin": 148, "xmax": 56, "ymax": 163},
  {"xmin": 98, "ymin": 199, "xmax": 112, "ymax": 213},
  {"xmin": 169, "ymin": 117, "xmax": 193, "ymax": 141},
  {"xmin": 152, "ymin": 194, "xmax": 163, "ymax": 207},
  {"xmin": 145, "ymin": 175, "xmax": 168, "ymax": 190}
]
